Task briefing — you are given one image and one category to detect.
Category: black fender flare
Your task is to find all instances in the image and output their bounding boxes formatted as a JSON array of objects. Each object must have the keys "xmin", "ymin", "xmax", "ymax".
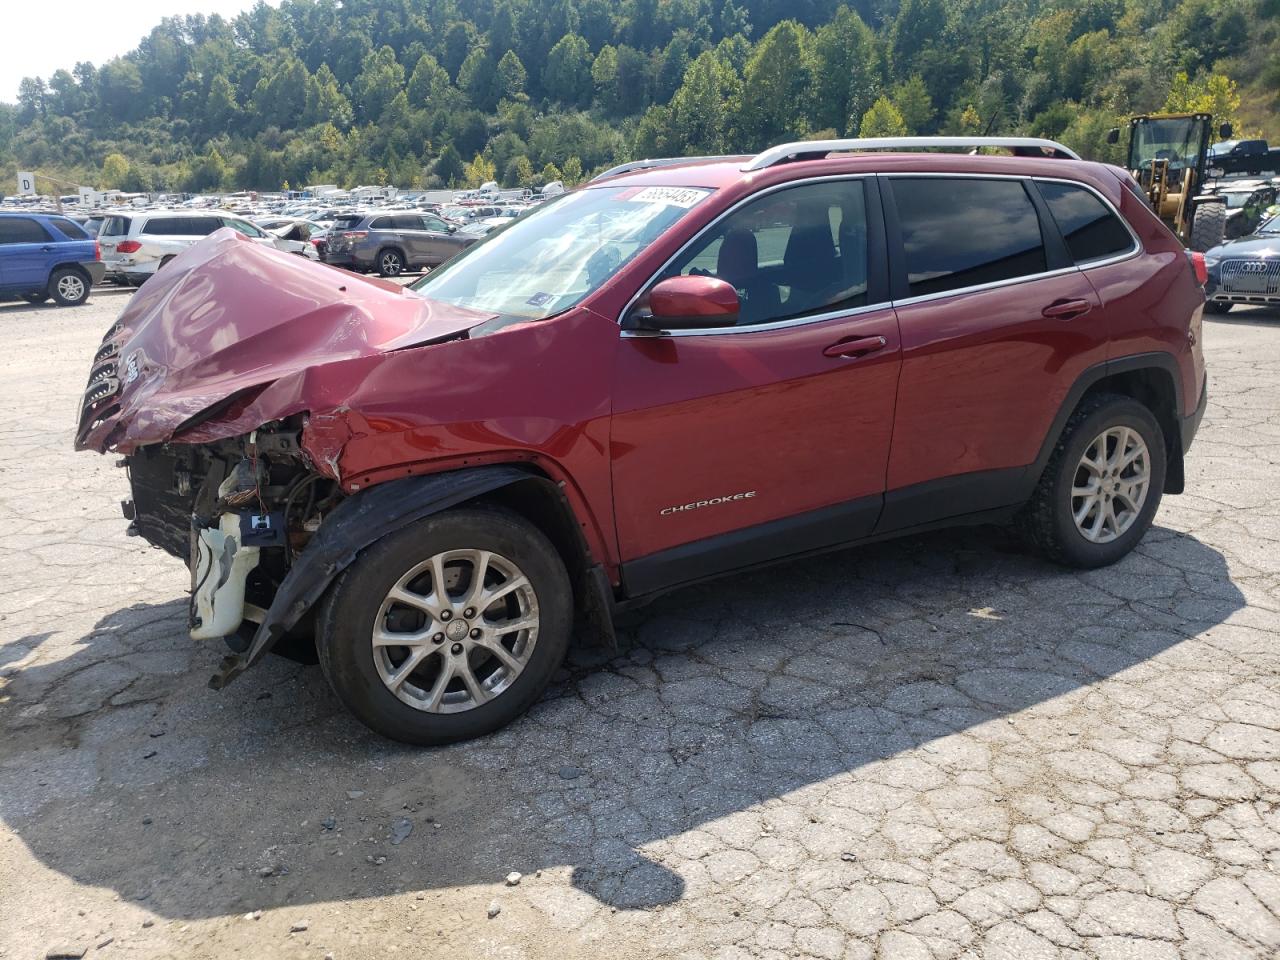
[{"xmin": 210, "ymin": 464, "xmax": 589, "ymax": 689}]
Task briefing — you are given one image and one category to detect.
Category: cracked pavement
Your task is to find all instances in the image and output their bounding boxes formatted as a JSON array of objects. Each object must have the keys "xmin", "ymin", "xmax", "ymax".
[{"xmin": 2, "ymin": 292, "xmax": 1279, "ymax": 960}]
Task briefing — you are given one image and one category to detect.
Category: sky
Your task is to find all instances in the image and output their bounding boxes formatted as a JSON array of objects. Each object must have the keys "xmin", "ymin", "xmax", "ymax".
[{"xmin": 2, "ymin": 0, "xmax": 282, "ymax": 103}]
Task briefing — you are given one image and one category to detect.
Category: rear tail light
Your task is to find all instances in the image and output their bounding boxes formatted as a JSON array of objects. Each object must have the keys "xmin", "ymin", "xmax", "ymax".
[
  {"xmin": 1187, "ymin": 251, "xmax": 1208, "ymax": 285},
  {"xmin": 341, "ymin": 231, "xmax": 367, "ymax": 240},
  {"xmin": 94, "ymin": 240, "xmax": 101, "ymax": 261},
  {"xmin": 116, "ymin": 240, "xmax": 142, "ymax": 254}
]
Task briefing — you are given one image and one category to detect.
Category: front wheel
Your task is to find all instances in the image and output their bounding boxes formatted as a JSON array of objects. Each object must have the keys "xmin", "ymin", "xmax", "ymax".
[
  {"xmin": 317, "ymin": 506, "xmax": 572, "ymax": 745},
  {"xmin": 49, "ymin": 268, "xmax": 90, "ymax": 306},
  {"xmin": 1018, "ymin": 394, "xmax": 1166, "ymax": 568},
  {"xmin": 1189, "ymin": 202, "xmax": 1226, "ymax": 252}
]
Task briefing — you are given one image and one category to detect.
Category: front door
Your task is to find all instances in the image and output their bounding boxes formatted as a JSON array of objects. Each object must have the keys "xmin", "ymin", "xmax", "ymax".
[
  {"xmin": 0, "ymin": 217, "xmax": 56, "ymax": 290},
  {"xmin": 610, "ymin": 178, "xmax": 901, "ymax": 595}
]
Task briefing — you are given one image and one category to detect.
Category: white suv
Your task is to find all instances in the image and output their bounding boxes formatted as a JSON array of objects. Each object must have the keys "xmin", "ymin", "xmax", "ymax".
[{"xmin": 99, "ymin": 210, "xmax": 285, "ymax": 285}]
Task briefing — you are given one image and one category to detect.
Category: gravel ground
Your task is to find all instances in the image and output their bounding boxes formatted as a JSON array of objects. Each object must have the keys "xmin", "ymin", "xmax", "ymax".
[{"xmin": 2, "ymin": 289, "xmax": 1279, "ymax": 960}]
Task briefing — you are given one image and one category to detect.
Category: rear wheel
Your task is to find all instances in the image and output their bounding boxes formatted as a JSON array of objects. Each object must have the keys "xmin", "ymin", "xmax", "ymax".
[
  {"xmin": 49, "ymin": 268, "xmax": 89, "ymax": 306},
  {"xmin": 1204, "ymin": 301, "xmax": 1233, "ymax": 315},
  {"xmin": 1189, "ymin": 201, "xmax": 1226, "ymax": 252},
  {"xmin": 1018, "ymin": 394, "xmax": 1166, "ymax": 568},
  {"xmin": 317, "ymin": 506, "xmax": 572, "ymax": 745},
  {"xmin": 376, "ymin": 247, "xmax": 405, "ymax": 277}
]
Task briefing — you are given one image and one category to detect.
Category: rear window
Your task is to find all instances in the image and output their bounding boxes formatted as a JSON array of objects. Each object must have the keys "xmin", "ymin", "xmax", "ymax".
[
  {"xmin": 891, "ymin": 178, "xmax": 1047, "ymax": 297},
  {"xmin": 48, "ymin": 217, "xmax": 90, "ymax": 240},
  {"xmin": 333, "ymin": 214, "xmax": 365, "ymax": 230},
  {"xmin": 101, "ymin": 216, "xmax": 131, "ymax": 237},
  {"xmin": 0, "ymin": 218, "xmax": 52, "ymax": 244},
  {"xmin": 1036, "ymin": 181, "xmax": 1135, "ymax": 264}
]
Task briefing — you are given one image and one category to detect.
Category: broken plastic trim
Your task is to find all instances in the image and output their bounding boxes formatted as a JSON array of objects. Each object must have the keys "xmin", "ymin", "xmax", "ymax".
[{"xmin": 208, "ymin": 464, "xmax": 535, "ymax": 690}]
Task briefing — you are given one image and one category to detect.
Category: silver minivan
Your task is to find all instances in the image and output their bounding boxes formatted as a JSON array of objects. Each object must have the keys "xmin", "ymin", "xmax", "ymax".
[{"xmin": 99, "ymin": 210, "xmax": 285, "ymax": 285}]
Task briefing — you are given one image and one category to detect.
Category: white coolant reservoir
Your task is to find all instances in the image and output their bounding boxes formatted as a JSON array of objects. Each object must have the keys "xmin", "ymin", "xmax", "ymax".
[{"xmin": 190, "ymin": 512, "xmax": 260, "ymax": 640}]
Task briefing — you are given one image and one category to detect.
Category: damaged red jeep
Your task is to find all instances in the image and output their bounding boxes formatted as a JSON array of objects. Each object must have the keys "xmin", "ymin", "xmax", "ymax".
[{"xmin": 75, "ymin": 137, "xmax": 1208, "ymax": 745}]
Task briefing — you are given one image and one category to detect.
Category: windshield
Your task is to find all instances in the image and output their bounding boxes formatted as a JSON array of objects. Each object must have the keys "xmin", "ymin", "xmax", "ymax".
[
  {"xmin": 1224, "ymin": 193, "xmax": 1252, "ymax": 209},
  {"xmin": 1258, "ymin": 215, "xmax": 1280, "ymax": 234},
  {"xmin": 408, "ymin": 185, "xmax": 713, "ymax": 320},
  {"xmin": 1129, "ymin": 118, "xmax": 1206, "ymax": 171}
]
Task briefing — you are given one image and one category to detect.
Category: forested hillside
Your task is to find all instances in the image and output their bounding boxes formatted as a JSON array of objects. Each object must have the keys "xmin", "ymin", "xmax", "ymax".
[{"xmin": 0, "ymin": 0, "xmax": 1273, "ymax": 193}]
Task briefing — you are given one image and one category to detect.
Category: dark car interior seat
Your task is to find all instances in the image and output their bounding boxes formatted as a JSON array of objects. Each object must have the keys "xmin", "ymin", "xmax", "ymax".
[
  {"xmin": 715, "ymin": 227, "xmax": 781, "ymax": 325},
  {"xmin": 781, "ymin": 202, "xmax": 841, "ymax": 316}
]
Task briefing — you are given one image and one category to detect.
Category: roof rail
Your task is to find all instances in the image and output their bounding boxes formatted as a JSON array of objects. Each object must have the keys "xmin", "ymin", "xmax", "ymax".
[
  {"xmin": 591, "ymin": 155, "xmax": 741, "ymax": 182},
  {"xmin": 742, "ymin": 136, "xmax": 1081, "ymax": 171}
]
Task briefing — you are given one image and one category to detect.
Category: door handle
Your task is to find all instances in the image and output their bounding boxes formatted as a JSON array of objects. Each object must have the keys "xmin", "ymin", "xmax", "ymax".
[
  {"xmin": 1042, "ymin": 298, "xmax": 1093, "ymax": 320},
  {"xmin": 823, "ymin": 335, "xmax": 888, "ymax": 358},
  {"xmin": 40, "ymin": 246, "xmax": 53, "ymax": 252}
]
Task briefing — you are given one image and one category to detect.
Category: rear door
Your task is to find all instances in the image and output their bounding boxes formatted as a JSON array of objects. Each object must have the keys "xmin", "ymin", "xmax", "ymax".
[
  {"xmin": 878, "ymin": 174, "xmax": 1107, "ymax": 531},
  {"xmin": 0, "ymin": 217, "xmax": 56, "ymax": 290},
  {"xmin": 611, "ymin": 177, "xmax": 902, "ymax": 593}
]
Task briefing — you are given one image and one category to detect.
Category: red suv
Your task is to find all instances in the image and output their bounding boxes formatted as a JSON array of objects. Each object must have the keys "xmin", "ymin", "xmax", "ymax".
[{"xmin": 75, "ymin": 137, "xmax": 1208, "ymax": 745}]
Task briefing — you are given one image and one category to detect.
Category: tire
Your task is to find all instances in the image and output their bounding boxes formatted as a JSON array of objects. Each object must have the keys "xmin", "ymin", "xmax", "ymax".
[
  {"xmin": 1017, "ymin": 393, "xmax": 1166, "ymax": 569},
  {"xmin": 1189, "ymin": 201, "xmax": 1226, "ymax": 252},
  {"xmin": 376, "ymin": 247, "xmax": 405, "ymax": 277},
  {"xmin": 22, "ymin": 291, "xmax": 49, "ymax": 304},
  {"xmin": 1204, "ymin": 301, "xmax": 1233, "ymax": 315},
  {"xmin": 49, "ymin": 267, "xmax": 90, "ymax": 306},
  {"xmin": 316, "ymin": 505, "xmax": 572, "ymax": 745},
  {"xmin": 158, "ymin": 255, "xmax": 175, "ymax": 270}
]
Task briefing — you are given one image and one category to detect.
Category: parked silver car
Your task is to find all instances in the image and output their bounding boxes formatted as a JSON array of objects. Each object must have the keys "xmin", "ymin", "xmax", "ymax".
[
  {"xmin": 99, "ymin": 210, "xmax": 286, "ymax": 285},
  {"xmin": 322, "ymin": 210, "xmax": 476, "ymax": 276}
]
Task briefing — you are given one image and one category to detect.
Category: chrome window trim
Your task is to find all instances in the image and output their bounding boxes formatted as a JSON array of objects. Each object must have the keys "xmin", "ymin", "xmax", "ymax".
[
  {"xmin": 617, "ymin": 171, "xmax": 1143, "ymax": 338},
  {"xmin": 617, "ymin": 173, "xmax": 885, "ymax": 338}
]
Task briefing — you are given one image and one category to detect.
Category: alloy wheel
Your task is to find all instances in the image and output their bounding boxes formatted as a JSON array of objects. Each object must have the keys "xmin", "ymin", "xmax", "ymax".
[
  {"xmin": 380, "ymin": 251, "xmax": 402, "ymax": 275},
  {"xmin": 371, "ymin": 549, "xmax": 539, "ymax": 713},
  {"xmin": 1070, "ymin": 426, "xmax": 1151, "ymax": 544},
  {"xmin": 57, "ymin": 274, "xmax": 86, "ymax": 302}
]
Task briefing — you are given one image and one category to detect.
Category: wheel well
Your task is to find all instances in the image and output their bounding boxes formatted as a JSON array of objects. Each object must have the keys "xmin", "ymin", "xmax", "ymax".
[
  {"xmin": 378, "ymin": 245, "xmax": 404, "ymax": 260},
  {"xmin": 50, "ymin": 261, "xmax": 90, "ymax": 280},
  {"xmin": 471, "ymin": 474, "xmax": 616, "ymax": 649},
  {"xmin": 1079, "ymin": 365, "xmax": 1184, "ymax": 493}
]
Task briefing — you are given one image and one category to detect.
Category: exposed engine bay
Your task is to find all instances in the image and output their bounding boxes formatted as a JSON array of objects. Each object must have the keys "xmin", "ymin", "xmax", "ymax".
[{"xmin": 124, "ymin": 422, "xmax": 341, "ymax": 652}]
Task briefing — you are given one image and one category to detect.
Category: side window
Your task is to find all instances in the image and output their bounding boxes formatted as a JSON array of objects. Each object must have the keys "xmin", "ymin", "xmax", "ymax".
[
  {"xmin": 891, "ymin": 178, "xmax": 1047, "ymax": 297},
  {"xmin": 393, "ymin": 215, "xmax": 423, "ymax": 230},
  {"xmin": 661, "ymin": 180, "xmax": 872, "ymax": 327},
  {"xmin": 101, "ymin": 216, "xmax": 131, "ymax": 237},
  {"xmin": 141, "ymin": 218, "xmax": 175, "ymax": 236},
  {"xmin": 370, "ymin": 216, "xmax": 394, "ymax": 230},
  {"xmin": 423, "ymin": 217, "xmax": 447, "ymax": 232},
  {"xmin": 49, "ymin": 217, "xmax": 89, "ymax": 240},
  {"xmin": 220, "ymin": 218, "xmax": 262, "ymax": 237},
  {"xmin": 0, "ymin": 218, "xmax": 53, "ymax": 244},
  {"xmin": 1036, "ymin": 181, "xmax": 1136, "ymax": 264}
]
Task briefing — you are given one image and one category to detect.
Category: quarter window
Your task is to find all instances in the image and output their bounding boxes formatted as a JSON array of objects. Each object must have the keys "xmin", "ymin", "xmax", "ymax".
[
  {"xmin": 891, "ymin": 178, "xmax": 1047, "ymax": 297},
  {"xmin": 662, "ymin": 180, "xmax": 872, "ymax": 327},
  {"xmin": 1037, "ymin": 181, "xmax": 1135, "ymax": 263},
  {"xmin": 49, "ymin": 217, "xmax": 89, "ymax": 240},
  {"xmin": 0, "ymin": 218, "xmax": 53, "ymax": 244}
]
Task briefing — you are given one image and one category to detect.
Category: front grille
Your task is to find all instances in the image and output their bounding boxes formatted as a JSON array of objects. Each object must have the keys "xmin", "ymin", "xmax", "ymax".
[{"xmin": 1219, "ymin": 259, "xmax": 1280, "ymax": 296}]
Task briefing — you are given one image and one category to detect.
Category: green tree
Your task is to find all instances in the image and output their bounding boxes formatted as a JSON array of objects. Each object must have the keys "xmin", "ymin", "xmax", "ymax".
[
  {"xmin": 859, "ymin": 97, "xmax": 908, "ymax": 138},
  {"xmin": 1163, "ymin": 71, "xmax": 1243, "ymax": 131},
  {"xmin": 101, "ymin": 152, "xmax": 130, "ymax": 189},
  {"xmin": 738, "ymin": 22, "xmax": 814, "ymax": 148},
  {"xmin": 561, "ymin": 156, "xmax": 584, "ymax": 185},
  {"xmin": 435, "ymin": 143, "xmax": 465, "ymax": 186},
  {"xmin": 892, "ymin": 75, "xmax": 934, "ymax": 135},
  {"xmin": 812, "ymin": 6, "xmax": 877, "ymax": 136},
  {"xmin": 506, "ymin": 154, "xmax": 535, "ymax": 187},
  {"xmin": 352, "ymin": 46, "xmax": 406, "ymax": 124},
  {"xmin": 540, "ymin": 161, "xmax": 563, "ymax": 184},
  {"xmin": 543, "ymin": 34, "xmax": 593, "ymax": 108},
  {"xmin": 591, "ymin": 44, "xmax": 622, "ymax": 114},
  {"xmin": 668, "ymin": 52, "xmax": 742, "ymax": 154},
  {"xmin": 497, "ymin": 50, "xmax": 528, "ymax": 101}
]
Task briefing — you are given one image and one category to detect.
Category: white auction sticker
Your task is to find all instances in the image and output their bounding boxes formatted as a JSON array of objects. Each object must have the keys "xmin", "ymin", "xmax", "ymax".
[{"xmin": 625, "ymin": 186, "xmax": 709, "ymax": 208}]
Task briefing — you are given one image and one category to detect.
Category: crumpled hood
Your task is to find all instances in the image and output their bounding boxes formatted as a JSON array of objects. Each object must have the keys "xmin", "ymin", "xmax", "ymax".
[{"xmin": 74, "ymin": 228, "xmax": 495, "ymax": 453}]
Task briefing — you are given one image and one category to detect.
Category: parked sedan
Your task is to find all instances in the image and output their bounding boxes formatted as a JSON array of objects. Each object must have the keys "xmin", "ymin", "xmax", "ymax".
[
  {"xmin": 322, "ymin": 211, "xmax": 477, "ymax": 276},
  {"xmin": 1203, "ymin": 214, "xmax": 1280, "ymax": 313}
]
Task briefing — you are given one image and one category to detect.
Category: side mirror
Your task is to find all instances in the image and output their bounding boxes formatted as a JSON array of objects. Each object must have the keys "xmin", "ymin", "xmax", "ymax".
[
  {"xmin": 1106, "ymin": 128, "xmax": 1120, "ymax": 146},
  {"xmin": 628, "ymin": 275, "xmax": 740, "ymax": 331},
  {"xmin": 448, "ymin": 224, "xmax": 456, "ymax": 232},
  {"xmin": 1219, "ymin": 122, "xmax": 1233, "ymax": 140}
]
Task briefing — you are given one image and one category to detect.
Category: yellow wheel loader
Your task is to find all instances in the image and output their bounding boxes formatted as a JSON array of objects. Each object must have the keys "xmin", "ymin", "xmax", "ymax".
[{"xmin": 1108, "ymin": 113, "xmax": 1232, "ymax": 251}]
